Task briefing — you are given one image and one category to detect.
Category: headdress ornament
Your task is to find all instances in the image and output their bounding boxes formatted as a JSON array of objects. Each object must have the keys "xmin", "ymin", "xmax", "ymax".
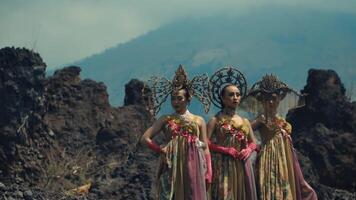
[
  {"xmin": 143, "ymin": 65, "xmax": 210, "ymax": 115},
  {"xmin": 243, "ymin": 74, "xmax": 304, "ymax": 117},
  {"xmin": 210, "ymin": 66, "xmax": 247, "ymax": 109},
  {"xmin": 247, "ymin": 74, "xmax": 300, "ymax": 100}
]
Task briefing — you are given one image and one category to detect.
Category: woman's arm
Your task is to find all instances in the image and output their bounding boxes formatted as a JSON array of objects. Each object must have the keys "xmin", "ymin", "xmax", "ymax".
[
  {"xmin": 140, "ymin": 116, "xmax": 166, "ymax": 153},
  {"xmin": 207, "ymin": 116, "xmax": 239, "ymax": 158},
  {"xmin": 247, "ymin": 119, "xmax": 257, "ymax": 144},
  {"xmin": 199, "ymin": 116, "xmax": 210, "ymax": 154},
  {"xmin": 238, "ymin": 119, "xmax": 259, "ymax": 160},
  {"xmin": 206, "ymin": 117, "xmax": 217, "ymax": 139},
  {"xmin": 198, "ymin": 116, "xmax": 212, "ymax": 184}
]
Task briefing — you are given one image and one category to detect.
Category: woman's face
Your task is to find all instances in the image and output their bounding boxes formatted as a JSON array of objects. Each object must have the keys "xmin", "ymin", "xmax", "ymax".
[
  {"xmin": 171, "ymin": 89, "xmax": 189, "ymax": 113},
  {"xmin": 262, "ymin": 93, "xmax": 280, "ymax": 112},
  {"xmin": 221, "ymin": 85, "xmax": 241, "ymax": 109}
]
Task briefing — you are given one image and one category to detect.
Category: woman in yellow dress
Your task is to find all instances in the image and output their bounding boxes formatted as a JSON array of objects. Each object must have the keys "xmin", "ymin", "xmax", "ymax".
[
  {"xmin": 207, "ymin": 67, "xmax": 258, "ymax": 200},
  {"xmin": 247, "ymin": 74, "xmax": 317, "ymax": 200},
  {"xmin": 141, "ymin": 65, "xmax": 212, "ymax": 200}
]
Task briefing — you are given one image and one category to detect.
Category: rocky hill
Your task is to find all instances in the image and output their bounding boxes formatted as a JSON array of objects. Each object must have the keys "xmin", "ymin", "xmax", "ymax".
[
  {"xmin": 287, "ymin": 69, "xmax": 356, "ymax": 199},
  {"xmin": 0, "ymin": 47, "xmax": 158, "ymax": 200}
]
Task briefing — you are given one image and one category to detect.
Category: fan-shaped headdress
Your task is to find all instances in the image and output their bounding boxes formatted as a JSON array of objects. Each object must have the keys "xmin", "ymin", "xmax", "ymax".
[{"xmin": 143, "ymin": 65, "xmax": 210, "ymax": 115}]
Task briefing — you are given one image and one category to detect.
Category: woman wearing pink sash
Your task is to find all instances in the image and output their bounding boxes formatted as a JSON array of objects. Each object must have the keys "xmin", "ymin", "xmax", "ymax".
[{"xmin": 141, "ymin": 65, "xmax": 212, "ymax": 200}]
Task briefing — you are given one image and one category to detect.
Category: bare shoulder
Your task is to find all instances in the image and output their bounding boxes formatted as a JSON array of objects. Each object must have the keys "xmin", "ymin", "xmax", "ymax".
[
  {"xmin": 207, "ymin": 116, "xmax": 218, "ymax": 124},
  {"xmin": 244, "ymin": 118, "xmax": 253, "ymax": 130},
  {"xmin": 191, "ymin": 114, "xmax": 205, "ymax": 125},
  {"xmin": 154, "ymin": 115, "xmax": 169, "ymax": 125},
  {"xmin": 243, "ymin": 117, "xmax": 251, "ymax": 124}
]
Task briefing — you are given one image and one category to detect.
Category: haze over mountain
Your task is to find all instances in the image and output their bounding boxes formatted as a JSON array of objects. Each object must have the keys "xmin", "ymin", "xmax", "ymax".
[{"xmin": 75, "ymin": 7, "xmax": 356, "ymax": 107}]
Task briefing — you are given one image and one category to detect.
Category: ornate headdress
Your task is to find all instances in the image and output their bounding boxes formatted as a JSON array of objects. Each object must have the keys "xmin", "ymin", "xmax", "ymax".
[
  {"xmin": 210, "ymin": 66, "xmax": 247, "ymax": 109},
  {"xmin": 244, "ymin": 74, "xmax": 304, "ymax": 116},
  {"xmin": 248, "ymin": 74, "xmax": 299, "ymax": 101},
  {"xmin": 143, "ymin": 65, "xmax": 210, "ymax": 115}
]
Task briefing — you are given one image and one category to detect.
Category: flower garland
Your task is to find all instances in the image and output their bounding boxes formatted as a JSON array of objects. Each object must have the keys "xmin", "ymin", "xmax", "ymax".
[
  {"xmin": 219, "ymin": 119, "xmax": 248, "ymax": 142},
  {"xmin": 166, "ymin": 116, "xmax": 197, "ymax": 142}
]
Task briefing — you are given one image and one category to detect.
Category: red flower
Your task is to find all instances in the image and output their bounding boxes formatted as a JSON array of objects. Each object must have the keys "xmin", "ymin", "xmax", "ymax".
[
  {"xmin": 222, "ymin": 123, "xmax": 232, "ymax": 132},
  {"xmin": 181, "ymin": 130, "xmax": 189, "ymax": 137},
  {"xmin": 236, "ymin": 131, "xmax": 245, "ymax": 142},
  {"xmin": 168, "ymin": 120, "xmax": 181, "ymax": 136},
  {"xmin": 168, "ymin": 120, "xmax": 179, "ymax": 130},
  {"xmin": 167, "ymin": 118, "xmax": 197, "ymax": 142}
]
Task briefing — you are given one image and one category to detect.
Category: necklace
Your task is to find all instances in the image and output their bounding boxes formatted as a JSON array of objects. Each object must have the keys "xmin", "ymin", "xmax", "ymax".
[{"xmin": 175, "ymin": 110, "xmax": 191, "ymax": 121}]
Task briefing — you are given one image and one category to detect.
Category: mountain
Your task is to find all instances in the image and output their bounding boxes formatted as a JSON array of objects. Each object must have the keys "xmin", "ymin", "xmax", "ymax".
[{"xmin": 75, "ymin": 7, "xmax": 356, "ymax": 107}]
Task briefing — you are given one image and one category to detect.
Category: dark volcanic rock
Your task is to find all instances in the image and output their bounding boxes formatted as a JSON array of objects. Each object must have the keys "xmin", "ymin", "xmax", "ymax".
[
  {"xmin": 124, "ymin": 78, "xmax": 148, "ymax": 106},
  {"xmin": 0, "ymin": 47, "xmax": 47, "ymax": 179},
  {"xmin": 0, "ymin": 47, "xmax": 46, "ymax": 127},
  {"xmin": 0, "ymin": 47, "xmax": 159, "ymax": 199},
  {"xmin": 44, "ymin": 66, "xmax": 111, "ymax": 149},
  {"xmin": 93, "ymin": 105, "xmax": 157, "ymax": 200},
  {"xmin": 43, "ymin": 66, "xmax": 157, "ymax": 199},
  {"xmin": 287, "ymin": 69, "xmax": 356, "ymax": 196},
  {"xmin": 289, "ymin": 69, "xmax": 356, "ymax": 132}
]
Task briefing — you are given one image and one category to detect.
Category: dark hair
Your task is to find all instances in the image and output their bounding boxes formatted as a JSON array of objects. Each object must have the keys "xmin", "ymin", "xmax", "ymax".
[
  {"xmin": 172, "ymin": 87, "xmax": 192, "ymax": 102},
  {"xmin": 219, "ymin": 84, "xmax": 238, "ymax": 108}
]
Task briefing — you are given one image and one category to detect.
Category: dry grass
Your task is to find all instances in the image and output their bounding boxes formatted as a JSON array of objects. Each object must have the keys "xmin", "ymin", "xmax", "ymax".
[{"xmin": 39, "ymin": 146, "xmax": 95, "ymax": 197}]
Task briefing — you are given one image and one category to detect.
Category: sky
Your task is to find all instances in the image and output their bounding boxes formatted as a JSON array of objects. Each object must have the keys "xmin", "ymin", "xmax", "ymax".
[{"xmin": 1, "ymin": 0, "xmax": 356, "ymax": 69}]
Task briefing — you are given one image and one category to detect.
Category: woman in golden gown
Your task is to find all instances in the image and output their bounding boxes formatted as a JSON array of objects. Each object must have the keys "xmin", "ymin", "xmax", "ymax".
[
  {"xmin": 207, "ymin": 67, "xmax": 258, "ymax": 200},
  {"xmin": 248, "ymin": 74, "xmax": 317, "ymax": 200},
  {"xmin": 141, "ymin": 65, "xmax": 212, "ymax": 200}
]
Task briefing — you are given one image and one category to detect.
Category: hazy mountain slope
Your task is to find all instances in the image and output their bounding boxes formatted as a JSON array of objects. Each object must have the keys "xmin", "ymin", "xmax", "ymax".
[{"xmin": 76, "ymin": 7, "xmax": 356, "ymax": 106}]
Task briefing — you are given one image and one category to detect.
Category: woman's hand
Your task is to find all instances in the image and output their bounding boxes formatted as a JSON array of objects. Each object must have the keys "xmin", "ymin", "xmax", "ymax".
[
  {"xmin": 141, "ymin": 116, "xmax": 166, "ymax": 153},
  {"xmin": 146, "ymin": 140, "xmax": 162, "ymax": 153},
  {"xmin": 226, "ymin": 147, "xmax": 240, "ymax": 158},
  {"xmin": 238, "ymin": 142, "xmax": 258, "ymax": 160},
  {"xmin": 209, "ymin": 140, "xmax": 240, "ymax": 158},
  {"xmin": 238, "ymin": 148, "xmax": 252, "ymax": 160}
]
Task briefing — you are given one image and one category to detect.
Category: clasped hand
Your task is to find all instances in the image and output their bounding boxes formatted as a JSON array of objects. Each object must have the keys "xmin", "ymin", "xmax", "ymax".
[{"xmin": 225, "ymin": 147, "xmax": 252, "ymax": 160}]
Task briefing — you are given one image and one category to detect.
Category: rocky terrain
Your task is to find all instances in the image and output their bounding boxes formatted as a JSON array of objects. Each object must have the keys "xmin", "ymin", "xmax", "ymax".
[
  {"xmin": 287, "ymin": 69, "xmax": 356, "ymax": 199},
  {"xmin": 0, "ymin": 47, "xmax": 355, "ymax": 199},
  {"xmin": 0, "ymin": 47, "xmax": 158, "ymax": 200}
]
